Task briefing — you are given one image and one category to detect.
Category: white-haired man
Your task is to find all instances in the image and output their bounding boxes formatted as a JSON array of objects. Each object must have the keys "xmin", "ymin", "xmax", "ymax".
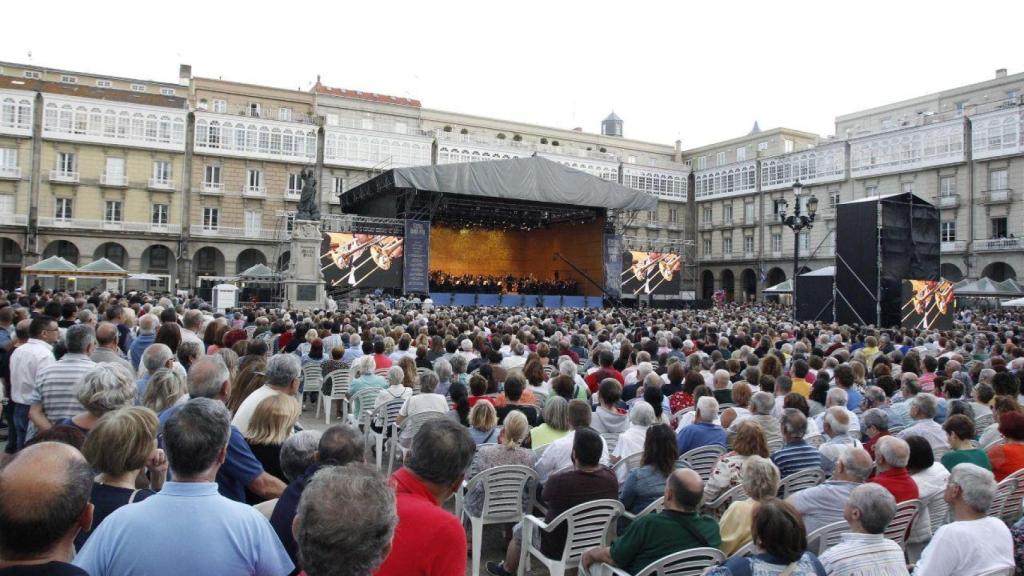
[
  {"xmin": 789, "ymin": 447, "xmax": 873, "ymax": 533},
  {"xmin": 819, "ymin": 483, "xmax": 909, "ymax": 575},
  {"xmin": 675, "ymin": 396, "xmax": 725, "ymax": 455},
  {"xmin": 914, "ymin": 464, "xmax": 1013, "ymax": 575},
  {"xmin": 897, "ymin": 393, "xmax": 949, "ymax": 454},
  {"xmin": 711, "ymin": 369, "xmax": 732, "ymax": 405},
  {"xmin": 818, "ymin": 406, "xmax": 863, "ymax": 475},
  {"xmin": 813, "ymin": 387, "xmax": 860, "ymax": 436},
  {"xmin": 128, "ymin": 313, "xmax": 160, "ymax": 371}
]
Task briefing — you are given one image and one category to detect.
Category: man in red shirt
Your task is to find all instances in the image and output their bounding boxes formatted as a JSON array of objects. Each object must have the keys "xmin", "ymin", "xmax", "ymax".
[
  {"xmin": 374, "ymin": 418, "xmax": 475, "ymax": 576},
  {"xmin": 868, "ymin": 436, "xmax": 919, "ymax": 503},
  {"xmin": 584, "ymin": 350, "xmax": 624, "ymax": 394}
]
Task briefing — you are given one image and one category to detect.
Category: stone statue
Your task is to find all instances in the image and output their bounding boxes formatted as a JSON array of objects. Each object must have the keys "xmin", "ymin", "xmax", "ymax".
[{"xmin": 296, "ymin": 167, "xmax": 320, "ymax": 221}]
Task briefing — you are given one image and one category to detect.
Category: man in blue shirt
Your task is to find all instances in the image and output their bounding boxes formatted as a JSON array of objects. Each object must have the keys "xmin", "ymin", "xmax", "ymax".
[
  {"xmin": 75, "ymin": 398, "xmax": 293, "ymax": 576},
  {"xmin": 341, "ymin": 333, "xmax": 364, "ymax": 365},
  {"xmin": 158, "ymin": 355, "xmax": 284, "ymax": 503},
  {"xmin": 676, "ymin": 396, "xmax": 726, "ymax": 455},
  {"xmin": 772, "ymin": 409, "xmax": 826, "ymax": 478},
  {"xmin": 128, "ymin": 314, "xmax": 157, "ymax": 371}
]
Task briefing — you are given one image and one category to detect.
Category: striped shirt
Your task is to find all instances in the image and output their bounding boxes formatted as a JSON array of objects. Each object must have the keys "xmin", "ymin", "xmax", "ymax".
[
  {"xmin": 771, "ymin": 440, "xmax": 825, "ymax": 478},
  {"xmin": 30, "ymin": 353, "xmax": 95, "ymax": 423},
  {"xmin": 819, "ymin": 532, "xmax": 909, "ymax": 576}
]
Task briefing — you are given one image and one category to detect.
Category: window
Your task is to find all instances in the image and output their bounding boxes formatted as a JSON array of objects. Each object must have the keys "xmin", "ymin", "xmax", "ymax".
[
  {"xmin": 758, "ymin": 142, "xmax": 768, "ymax": 151},
  {"xmin": 244, "ymin": 210, "xmax": 262, "ymax": 238},
  {"xmin": 130, "ymin": 84, "xmax": 146, "ymax": 92},
  {"xmin": 1009, "ymin": 90, "xmax": 1020, "ymax": 104},
  {"xmin": 990, "ymin": 168, "xmax": 1009, "ymax": 191},
  {"xmin": 104, "ymin": 200, "xmax": 122, "ymax": 223},
  {"xmin": 326, "ymin": 114, "xmax": 339, "ymax": 127},
  {"xmin": 204, "ymin": 165, "xmax": 221, "ymax": 186},
  {"xmin": 771, "ymin": 233, "xmax": 782, "ymax": 253},
  {"xmin": 333, "ymin": 177, "xmax": 344, "ymax": 197},
  {"xmin": 723, "ymin": 237, "xmax": 733, "ymax": 254},
  {"xmin": 104, "ymin": 157, "xmax": 125, "ymax": 184},
  {"xmin": 23, "ymin": 70, "xmax": 41, "ymax": 79},
  {"xmin": 744, "ymin": 202, "xmax": 755, "ymax": 222},
  {"xmin": 702, "ymin": 238, "xmax": 712, "ymax": 256},
  {"xmin": 247, "ymin": 169, "xmax": 264, "ymax": 192},
  {"xmin": 149, "ymin": 245, "xmax": 169, "ymax": 269},
  {"xmin": 212, "ymin": 99, "xmax": 227, "ymax": 114},
  {"xmin": 800, "ymin": 232, "xmax": 810, "ymax": 251},
  {"xmin": 830, "ymin": 189, "xmax": 841, "ymax": 208},
  {"xmin": 248, "ymin": 102, "xmax": 261, "ymax": 117},
  {"xmin": 941, "ymin": 221, "xmax": 956, "ymax": 242},
  {"xmin": 151, "ymin": 204, "xmax": 168, "ymax": 226},
  {"xmin": 361, "ymin": 118, "xmax": 373, "ymax": 130},
  {"xmin": 901, "ymin": 182, "xmax": 913, "ymax": 194},
  {"xmin": 744, "ymin": 236, "xmax": 754, "ymax": 254},
  {"xmin": 697, "ymin": 156, "xmax": 707, "ymax": 170},
  {"xmin": 202, "ymin": 207, "xmax": 219, "ymax": 230},
  {"xmin": 152, "ymin": 160, "xmax": 171, "ymax": 184},
  {"xmin": 278, "ymin": 108, "xmax": 292, "ymax": 121},
  {"xmin": 784, "ymin": 139, "xmax": 794, "ymax": 153},
  {"xmin": 55, "ymin": 198, "xmax": 73, "ymax": 220},
  {"xmin": 736, "ymin": 147, "xmax": 747, "ymax": 161},
  {"xmin": 723, "ymin": 204, "xmax": 733, "ymax": 223},
  {"xmin": 940, "ymin": 176, "xmax": 956, "ymax": 197},
  {"xmin": 773, "ymin": 199, "xmax": 786, "ymax": 216},
  {"xmin": 646, "ymin": 210, "xmax": 657, "ymax": 222},
  {"xmin": 0, "ymin": 148, "xmax": 16, "ymax": 170},
  {"xmin": 865, "ymin": 185, "xmax": 878, "ymax": 197},
  {"xmin": 56, "ymin": 152, "xmax": 75, "ymax": 174},
  {"xmin": 702, "ymin": 207, "xmax": 713, "ymax": 224},
  {"xmin": 955, "ymin": 101, "xmax": 967, "ymax": 115},
  {"xmin": 160, "ymin": 87, "xmax": 176, "ymax": 96},
  {"xmin": 715, "ymin": 152, "xmax": 727, "ymax": 166},
  {"xmin": 992, "ymin": 217, "xmax": 1008, "ymax": 239},
  {"xmin": 95, "ymin": 79, "xmax": 112, "ymax": 88},
  {"xmin": 287, "ymin": 173, "xmax": 302, "ymax": 196},
  {"xmin": 60, "ymin": 75, "xmax": 77, "ymax": 84},
  {"xmin": 668, "ymin": 208, "xmax": 678, "ymax": 223}
]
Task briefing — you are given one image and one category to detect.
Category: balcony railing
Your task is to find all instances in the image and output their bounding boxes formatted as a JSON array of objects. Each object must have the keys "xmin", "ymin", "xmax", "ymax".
[
  {"xmin": 743, "ymin": 251, "xmax": 756, "ymax": 259},
  {"xmin": 99, "ymin": 173, "xmax": 128, "ymax": 187},
  {"xmin": 981, "ymin": 189, "xmax": 1013, "ymax": 204},
  {"xmin": 720, "ymin": 218, "xmax": 734, "ymax": 228},
  {"xmin": 189, "ymin": 224, "xmax": 286, "ymax": 241},
  {"xmin": 243, "ymin": 185, "xmax": 267, "ymax": 198},
  {"xmin": 976, "ymin": 238, "xmax": 1023, "ymax": 251},
  {"xmin": 741, "ymin": 216, "xmax": 758, "ymax": 227},
  {"xmin": 0, "ymin": 214, "xmax": 28, "ymax": 226},
  {"xmin": 148, "ymin": 178, "xmax": 175, "ymax": 191},
  {"xmin": 38, "ymin": 217, "xmax": 180, "ymax": 234},
  {"xmin": 201, "ymin": 182, "xmax": 224, "ymax": 195},
  {"xmin": 770, "ymin": 250, "xmax": 783, "ymax": 259},
  {"xmin": 721, "ymin": 252, "xmax": 734, "ymax": 260},
  {"xmin": 285, "ymin": 190, "xmax": 301, "ymax": 202},
  {"xmin": 941, "ymin": 240, "xmax": 966, "ymax": 252},
  {"xmin": 49, "ymin": 170, "xmax": 79, "ymax": 183},
  {"xmin": 699, "ymin": 220, "xmax": 715, "ymax": 230},
  {"xmin": 937, "ymin": 194, "xmax": 960, "ymax": 208},
  {"xmin": 0, "ymin": 166, "xmax": 21, "ymax": 179}
]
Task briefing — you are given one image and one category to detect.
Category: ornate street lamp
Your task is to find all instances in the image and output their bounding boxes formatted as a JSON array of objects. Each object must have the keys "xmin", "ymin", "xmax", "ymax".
[{"xmin": 778, "ymin": 180, "xmax": 818, "ymax": 320}]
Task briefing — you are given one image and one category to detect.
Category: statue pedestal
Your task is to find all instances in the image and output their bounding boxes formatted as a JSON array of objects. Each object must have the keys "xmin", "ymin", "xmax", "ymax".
[{"xmin": 284, "ymin": 219, "xmax": 326, "ymax": 310}]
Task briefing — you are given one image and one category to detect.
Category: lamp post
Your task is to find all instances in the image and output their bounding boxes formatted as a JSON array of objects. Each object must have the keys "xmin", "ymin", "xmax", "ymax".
[{"xmin": 777, "ymin": 180, "xmax": 818, "ymax": 321}]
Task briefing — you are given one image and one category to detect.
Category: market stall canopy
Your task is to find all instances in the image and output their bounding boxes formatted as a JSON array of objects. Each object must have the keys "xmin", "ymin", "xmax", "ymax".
[
  {"xmin": 22, "ymin": 256, "xmax": 78, "ymax": 275},
  {"xmin": 76, "ymin": 258, "xmax": 128, "ymax": 278},
  {"xmin": 238, "ymin": 263, "xmax": 279, "ymax": 281},
  {"xmin": 953, "ymin": 277, "xmax": 1023, "ymax": 297},
  {"xmin": 764, "ymin": 279, "xmax": 792, "ymax": 294},
  {"xmin": 996, "ymin": 279, "xmax": 1024, "ymax": 296},
  {"xmin": 1002, "ymin": 297, "xmax": 1024, "ymax": 307}
]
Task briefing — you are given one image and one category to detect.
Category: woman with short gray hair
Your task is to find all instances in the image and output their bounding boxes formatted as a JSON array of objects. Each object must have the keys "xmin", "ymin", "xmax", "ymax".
[
  {"xmin": 530, "ymin": 396, "xmax": 571, "ymax": 448},
  {"xmin": 612, "ymin": 401, "xmax": 655, "ymax": 463},
  {"xmin": 373, "ymin": 365, "xmax": 413, "ymax": 409},
  {"xmin": 142, "ymin": 367, "xmax": 187, "ymax": 414},
  {"xmin": 396, "ymin": 371, "xmax": 449, "ymax": 448},
  {"xmin": 60, "ymin": 362, "xmax": 137, "ymax": 434},
  {"xmin": 718, "ymin": 455, "xmax": 781, "ymax": 555},
  {"xmin": 433, "ymin": 357, "xmax": 453, "ymax": 396}
]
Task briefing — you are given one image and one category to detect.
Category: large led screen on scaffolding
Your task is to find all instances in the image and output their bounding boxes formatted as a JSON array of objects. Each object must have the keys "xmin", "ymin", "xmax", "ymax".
[
  {"xmin": 321, "ymin": 233, "xmax": 404, "ymax": 291},
  {"xmin": 901, "ymin": 279, "xmax": 956, "ymax": 330},
  {"xmin": 621, "ymin": 251, "xmax": 681, "ymax": 295}
]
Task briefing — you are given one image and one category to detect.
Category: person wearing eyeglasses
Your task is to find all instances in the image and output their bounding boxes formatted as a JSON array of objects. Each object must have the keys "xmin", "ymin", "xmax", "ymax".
[{"xmin": 8, "ymin": 316, "xmax": 59, "ymax": 451}]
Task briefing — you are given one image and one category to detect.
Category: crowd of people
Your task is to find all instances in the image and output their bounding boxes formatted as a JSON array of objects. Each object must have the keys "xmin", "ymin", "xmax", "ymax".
[
  {"xmin": 429, "ymin": 271, "xmax": 581, "ymax": 295},
  {"xmin": 0, "ymin": 292, "xmax": 1023, "ymax": 575}
]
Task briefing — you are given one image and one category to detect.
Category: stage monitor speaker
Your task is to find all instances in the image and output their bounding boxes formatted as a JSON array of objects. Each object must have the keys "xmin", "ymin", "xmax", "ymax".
[
  {"xmin": 834, "ymin": 192, "xmax": 940, "ymax": 327},
  {"xmin": 795, "ymin": 271, "xmax": 834, "ymax": 322}
]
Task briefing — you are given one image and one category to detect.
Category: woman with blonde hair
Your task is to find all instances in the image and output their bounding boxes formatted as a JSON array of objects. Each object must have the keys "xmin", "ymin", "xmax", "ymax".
[
  {"xmin": 58, "ymin": 363, "xmax": 137, "ymax": 434},
  {"xmin": 297, "ymin": 328, "xmax": 319, "ymax": 357},
  {"xmin": 704, "ymin": 420, "xmax": 770, "ymax": 502},
  {"xmin": 468, "ymin": 400, "xmax": 499, "ymax": 445},
  {"xmin": 244, "ymin": 393, "xmax": 301, "ymax": 483},
  {"xmin": 464, "ymin": 410, "xmax": 535, "ymax": 515},
  {"xmin": 142, "ymin": 367, "xmax": 187, "ymax": 414},
  {"xmin": 77, "ymin": 406, "xmax": 166, "ymax": 547},
  {"xmin": 717, "ymin": 455, "xmax": 781, "ymax": 555}
]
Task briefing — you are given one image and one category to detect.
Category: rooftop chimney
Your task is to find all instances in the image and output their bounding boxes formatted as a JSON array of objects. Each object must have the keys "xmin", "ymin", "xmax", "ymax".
[
  {"xmin": 179, "ymin": 64, "xmax": 192, "ymax": 86},
  {"xmin": 996, "ymin": 68, "xmax": 1008, "ymax": 78},
  {"xmin": 675, "ymin": 139, "xmax": 682, "ymax": 152}
]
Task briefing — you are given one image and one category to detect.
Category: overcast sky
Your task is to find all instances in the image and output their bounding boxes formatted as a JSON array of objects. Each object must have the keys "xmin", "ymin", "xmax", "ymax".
[{"xmin": 4, "ymin": 0, "xmax": 1022, "ymax": 148}]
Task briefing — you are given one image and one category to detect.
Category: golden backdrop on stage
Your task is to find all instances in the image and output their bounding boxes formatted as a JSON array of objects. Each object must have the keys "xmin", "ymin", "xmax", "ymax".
[{"xmin": 430, "ymin": 219, "xmax": 604, "ymax": 295}]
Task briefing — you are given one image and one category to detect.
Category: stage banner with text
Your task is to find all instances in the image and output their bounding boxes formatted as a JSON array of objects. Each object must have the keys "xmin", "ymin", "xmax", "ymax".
[
  {"xmin": 604, "ymin": 234, "xmax": 623, "ymax": 299},
  {"xmin": 403, "ymin": 220, "xmax": 431, "ymax": 294}
]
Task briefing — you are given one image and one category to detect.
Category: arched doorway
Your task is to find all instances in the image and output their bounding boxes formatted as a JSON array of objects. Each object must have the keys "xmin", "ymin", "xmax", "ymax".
[
  {"xmin": 236, "ymin": 248, "xmax": 267, "ymax": 274},
  {"xmin": 766, "ymin": 267, "xmax": 787, "ymax": 287},
  {"xmin": 940, "ymin": 263, "xmax": 964, "ymax": 282},
  {"xmin": 741, "ymin": 268, "xmax": 757, "ymax": 302},
  {"xmin": 43, "ymin": 240, "xmax": 79, "ymax": 265},
  {"xmin": 193, "ymin": 247, "xmax": 225, "ymax": 277},
  {"xmin": 981, "ymin": 262, "xmax": 1016, "ymax": 282},
  {"xmin": 277, "ymin": 251, "xmax": 291, "ymax": 274},
  {"xmin": 0, "ymin": 238, "xmax": 22, "ymax": 290},
  {"xmin": 721, "ymin": 269, "xmax": 735, "ymax": 302},
  {"xmin": 141, "ymin": 245, "xmax": 176, "ymax": 293},
  {"xmin": 93, "ymin": 242, "xmax": 127, "ymax": 268},
  {"xmin": 701, "ymin": 270, "xmax": 714, "ymax": 301}
]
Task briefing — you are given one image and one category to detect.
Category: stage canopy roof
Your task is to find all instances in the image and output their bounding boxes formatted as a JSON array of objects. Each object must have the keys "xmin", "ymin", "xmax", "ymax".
[
  {"xmin": 764, "ymin": 266, "xmax": 835, "ymax": 294},
  {"xmin": 238, "ymin": 263, "xmax": 280, "ymax": 281},
  {"xmin": 22, "ymin": 256, "xmax": 78, "ymax": 275},
  {"xmin": 76, "ymin": 258, "xmax": 128, "ymax": 278},
  {"xmin": 343, "ymin": 156, "xmax": 658, "ymax": 212}
]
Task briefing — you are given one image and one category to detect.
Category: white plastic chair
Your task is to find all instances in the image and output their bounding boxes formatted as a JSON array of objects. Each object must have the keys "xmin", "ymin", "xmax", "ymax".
[
  {"xmin": 778, "ymin": 468, "xmax": 825, "ymax": 498},
  {"xmin": 989, "ymin": 475, "xmax": 1015, "ymax": 519},
  {"xmin": 600, "ymin": 432, "xmax": 620, "ymax": 454},
  {"xmin": 300, "ymin": 363, "xmax": 323, "ymax": 403},
  {"xmin": 533, "ymin": 390, "xmax": 548, "ymax": 408},
  {"xmin": 883, "ymin": 498, "xmax": 920, "ymax": 550},
  {"xmin": 588, "ymin": 547, "xmax": 726, "ymax": 576},
  {"xmin": 805, "ymin": 520, "xmax": 849, "ymax": 555},
  {"xmin": 612, "ymin": 451, "xmax": 644, "ymax": 483},
  {"xmin": 679, "ymin": 445, "xmax": 726, "ymax": 483},
  {"xmin": 390, "ymin": 411, "xmax": 449, "ymax": 473},
  {"xmin": 622, "ymin": 495, "xmax": 665, "ymax": 522},
  {"xmin": 455, "ymin": 465, "xmax": 538, "ymax": 576},
  {"xmin": 729, "ymin": 541, "xmax": 756, "ymax": 558},
  {"xmin": 346, "ymin": 388, "xmax": 383, "ymax": 429},
  {"xmin": 374, "ymin": 367, "xmax": 390, "ymax": 377},
  {"xmin": 998, "ymin": 468, "xmax": 1024, "ymax": 524},
  {"xmin": 519, "ymin": 499, "xmax": 622, "ymax": 576},
  {"xmin": 701, "ymin": 483, "xmax": 748, "ymax": 520},
  {"xmin": 315, "ymin": 369, "xmax": 351, "ymax": 425},
  {"xmin": 804, "ymin": 434, "xmax": 826, "ymax": 448},
  {"xmin": 365, "ymin": 399, "xmax": 405, "ymax": 470},
  {"xmin": 923, "ymin": 489, "xmax": 950, "ymax": 534},
  {"xmin": 975, "ymin": 412, "xmax": 995, "ymax": 432}
]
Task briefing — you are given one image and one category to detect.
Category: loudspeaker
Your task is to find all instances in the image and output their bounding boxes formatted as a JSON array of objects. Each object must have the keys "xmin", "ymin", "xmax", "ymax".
[
  {"xmin": 835, "ymin": 192, "xmax": 940, "ymax": 327},
  {"xmin": 795, "ymin": 269, "xmax": 835, "ymax": 322}
]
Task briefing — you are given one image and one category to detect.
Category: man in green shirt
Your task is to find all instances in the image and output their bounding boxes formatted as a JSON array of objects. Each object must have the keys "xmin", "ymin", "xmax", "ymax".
[{"xmin": 581, "ymin": 468, "xmax": 721, "ymax": 575}]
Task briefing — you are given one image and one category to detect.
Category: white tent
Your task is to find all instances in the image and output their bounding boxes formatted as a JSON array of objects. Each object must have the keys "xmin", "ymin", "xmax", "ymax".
[{"xmin": 1002, "ymin": 297, "xmax": 1024, "ymax": 307}]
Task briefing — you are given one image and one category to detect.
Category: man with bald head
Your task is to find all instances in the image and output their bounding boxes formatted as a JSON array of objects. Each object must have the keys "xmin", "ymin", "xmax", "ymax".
[
  {"xmin": 581, "ymin": 468, "xmax": 721, "ymax": 575},
  {"xmin": 789, "ymin": 447, "xmax": 874, "ymax": 533},
  {"xmin": 0, "ymin": 442, "xmax": 93, "ymax": 575},
  {"xmin": 712, "ymin": 369, "xmax": 733, "ymax": 405},
  {"xmin": 90, "ymin": 322, "xmax": 133, "ymax": 374},
  {"xmin": 869, "ymin": 436, "xmax": 919, "ymax": 503}
]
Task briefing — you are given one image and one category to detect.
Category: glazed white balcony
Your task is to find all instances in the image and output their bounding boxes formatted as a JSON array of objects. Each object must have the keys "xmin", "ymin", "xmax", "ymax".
[
  {"xmin": 0, "ymin": 90, "xmax": 34, "ymax": 137},
  {"xmin": 324, "ymin": 126, "xmax": 432, "ymax": 169},
  {"xmin": 99, "ymin": 173, "xmax": 128, "ymax": 187},
  {"xmin": 42, "ymin": 94, "xmax": 186, "ymax": 152},
  {"xmin": 760, "ymin": 143, "xmax": 847, "ymax": 191},
  {"xmin": 849, "ymin": 119, "xmax": 965, "ymax": 178},
  {"xmin": 49, "ymin": 170, "xmax": 79, "ymax": 183},
  {"xmin": 194, "ymin": 111, "xmax": 317, "ymax": 163},
  {"xmin": 694, "ymin": 160, "xmax": 757, "ymax": 201},
  {"xmin": 971, "ymin": 107, "xmax": 1023, "ymax": 160},
  {"xmin": 622, "ymin": 166, "xmax": 688, "ymax": 202},
  {"xmin": 148, "ymin": 177, "xmax": 175, "ymax": 191}
]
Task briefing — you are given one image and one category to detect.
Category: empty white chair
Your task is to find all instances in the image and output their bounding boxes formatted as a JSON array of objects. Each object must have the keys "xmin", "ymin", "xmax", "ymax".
[
  {"xmin": 519, "ymin": 499, "xmax": 622, "ymax": 576},
  {"xmin": 679, "ymin": 445, "xmax": 726, "ymax": 483},
  {"xmin": 365, "ymin": 399, "xmax": 405, "ymax": 470},
  {"xmin": 883, "ymin": 499, "xmax": 921, "ymax": 550},
  {"xmin": 315, "ymin": 369, "xmax": 351, "ymax": 425},
  {"xmin": 300, "ymin": 363, "xmax": 323, "ymax": 402},
  {"xmin": 456, "ymin": 465, "xmax": 538, "ymax": 576}
]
